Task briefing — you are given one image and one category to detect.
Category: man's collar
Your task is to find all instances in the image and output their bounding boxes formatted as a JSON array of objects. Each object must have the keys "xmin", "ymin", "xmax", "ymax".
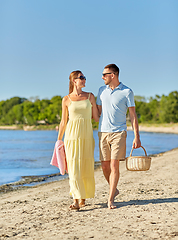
[
  {"xmin": 116, "ymin": 82, "xmax": 123, "ymax": 89},
  {"xmin": 106, "ymin": 82, "xmax": 123, "ymax": 90}
]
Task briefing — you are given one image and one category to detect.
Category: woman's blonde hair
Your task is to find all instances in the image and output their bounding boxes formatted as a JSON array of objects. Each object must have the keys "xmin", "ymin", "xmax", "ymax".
[{"xmin": 69, "ymin": 70, "xmax": 82, "ymax": 94}]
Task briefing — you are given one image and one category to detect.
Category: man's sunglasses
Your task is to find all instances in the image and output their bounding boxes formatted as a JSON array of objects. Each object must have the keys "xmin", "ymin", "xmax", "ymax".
[
  {"xmin": 76, "ymin": 76, "xmax": 86, "ymax": 80},
  {"xmin": 102, "ymin": 72, "xmax": 114, "ymax": 77}
]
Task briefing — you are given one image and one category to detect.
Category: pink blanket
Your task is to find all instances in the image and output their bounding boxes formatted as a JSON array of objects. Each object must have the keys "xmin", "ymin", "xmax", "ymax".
[{"xmin": 50, "ymin": 140, "xmax": 68, "ymax": 175}]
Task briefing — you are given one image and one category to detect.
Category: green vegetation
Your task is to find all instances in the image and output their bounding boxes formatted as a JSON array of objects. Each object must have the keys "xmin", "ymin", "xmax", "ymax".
[
  {"xmin": 0, "ymin": 91, "xmax": 177, "ymax": 129},
  {"xmin": 134, "ymin": 91, "xmax": 178, "ymax": 123},
  {"xmin": 0, "ymin": 96, "xmax": 62, "ymax": 126}
]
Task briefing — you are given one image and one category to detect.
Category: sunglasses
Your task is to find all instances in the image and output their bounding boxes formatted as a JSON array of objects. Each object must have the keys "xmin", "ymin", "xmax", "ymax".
[
  {"xmin": 76, "ymin": 76, "xmax": 86, "ymax": 80},
  {"xmin": 102, "ymin": 72, "xmax": 114, "ymax": 77}
]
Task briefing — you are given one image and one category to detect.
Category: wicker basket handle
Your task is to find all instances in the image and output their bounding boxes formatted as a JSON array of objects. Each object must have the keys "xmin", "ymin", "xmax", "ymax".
[{"xmin": 129, "ymin": 146, "xmax": 147, "ymax": 157}]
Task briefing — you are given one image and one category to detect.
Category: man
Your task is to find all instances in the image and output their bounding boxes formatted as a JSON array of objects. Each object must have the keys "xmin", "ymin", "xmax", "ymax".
[{"xmin": 96, "ymin": 64, "xmax": 141, "ymax": 209}]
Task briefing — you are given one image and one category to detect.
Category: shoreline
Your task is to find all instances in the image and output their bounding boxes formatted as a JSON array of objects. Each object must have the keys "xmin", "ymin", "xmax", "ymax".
[
  {"xmin": 0, "ymin": 147, "xmax": 177, "ymax": 195},
  {"xmin": 128, "ymin": 124, "xmax": 178, "ymax": 134},
  {"xmin": 0, "ymin": 126, "xmax": 178, "ymax": 193},
  {"xmin": 0, "ymin": 162, "xmax": 101, "ymax": 194},
  {"xmin": 0, "ymin": 148, "xmax": 177, "ymax": 239},
  {"xmin": 0, "ymin": 123, "xmax": 178, "ymax": 134}
]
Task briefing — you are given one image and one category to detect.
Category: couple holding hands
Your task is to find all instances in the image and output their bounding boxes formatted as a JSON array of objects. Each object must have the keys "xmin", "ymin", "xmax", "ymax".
[{"xmin": 57, "ymin": 63, "xmax": 141, "ymax": 210}]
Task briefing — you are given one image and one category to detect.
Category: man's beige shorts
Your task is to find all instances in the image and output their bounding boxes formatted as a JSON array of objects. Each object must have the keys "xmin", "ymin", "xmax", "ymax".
[{"xmin": 98, "ymin": 131, "xmax": 127, "ymax": 161}]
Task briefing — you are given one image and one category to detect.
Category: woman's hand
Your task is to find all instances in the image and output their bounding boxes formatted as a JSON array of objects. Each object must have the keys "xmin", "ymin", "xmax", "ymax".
[{"xmin": 90, "ymin": 93, "xmax": 100, "ymax": 122}]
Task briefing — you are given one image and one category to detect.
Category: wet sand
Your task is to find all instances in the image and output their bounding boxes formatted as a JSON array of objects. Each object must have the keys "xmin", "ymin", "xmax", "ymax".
[{"xmin": 0, "ymin": 148, "xmax": 178, "ymax": 239}]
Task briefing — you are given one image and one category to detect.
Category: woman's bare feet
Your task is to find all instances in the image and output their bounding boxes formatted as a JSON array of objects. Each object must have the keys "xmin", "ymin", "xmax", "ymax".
[
  {"xmin": 69, "ymin": 204, "xmax": 80, "ymax": 210},
  {"xmin": 69, "ymin": 199, "xmax": 80, "ymax": 210},
  {"xmin": 79, "ymin": 199, "xmax": 85, "ymax": 208}
]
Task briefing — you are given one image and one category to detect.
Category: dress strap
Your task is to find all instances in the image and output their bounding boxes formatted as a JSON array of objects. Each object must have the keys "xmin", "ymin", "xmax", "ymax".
[
  {"xmin": 67, "ymin": 95, "xmax": 72, "ymax": 102},
  {"xmin": 88, "ymin": 93, "xmax": 91, "ymax": 99}
]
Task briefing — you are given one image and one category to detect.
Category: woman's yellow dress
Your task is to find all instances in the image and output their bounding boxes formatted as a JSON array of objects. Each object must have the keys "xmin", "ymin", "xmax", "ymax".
[{"xmin": 64, "ymin": 97, "xmax": 95, "ymax": 199}]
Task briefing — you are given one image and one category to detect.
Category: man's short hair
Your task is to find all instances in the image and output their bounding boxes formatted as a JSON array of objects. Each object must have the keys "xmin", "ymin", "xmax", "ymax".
[{"xmin": 104, "ymin": 64, "xmax": 119, "ymax": 76}]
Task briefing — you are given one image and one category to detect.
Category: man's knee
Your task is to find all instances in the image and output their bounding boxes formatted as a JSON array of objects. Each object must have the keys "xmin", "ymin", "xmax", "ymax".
[
  {"xmin": 101, "ymin": 161, "xmax": 110, "ymax": 172},
  {"xmin": 110, "ymin": 160, "xmax": 119, "ymax": 173}
]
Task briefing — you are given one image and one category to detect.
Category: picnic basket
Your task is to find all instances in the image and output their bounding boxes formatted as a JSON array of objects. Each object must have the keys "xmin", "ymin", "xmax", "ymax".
[{"xmin": 126, "ymin": 146, "xmax": 151, "ymax": 171}]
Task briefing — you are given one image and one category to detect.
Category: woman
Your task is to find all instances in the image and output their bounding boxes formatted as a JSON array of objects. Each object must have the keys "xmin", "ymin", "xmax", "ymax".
[{"xmin": 57, "ymin": 70, "xmax": 99, "ymax": 210}]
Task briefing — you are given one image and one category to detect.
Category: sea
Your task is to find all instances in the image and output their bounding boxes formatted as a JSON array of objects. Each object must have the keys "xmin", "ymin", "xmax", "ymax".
[{"xmin": 0, "ymin": 129, "xmax": 178, "ymax": 186}]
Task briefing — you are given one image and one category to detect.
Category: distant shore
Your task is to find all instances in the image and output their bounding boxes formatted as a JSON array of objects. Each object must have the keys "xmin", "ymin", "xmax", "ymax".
[
  {"xmin": 0, "ymin": 125, "xmax": 20, "ymax": 130},
  {"xmin": 128, "ymin": 123, "xmax": 178, "ymax": 134},
  {"xmin": 1, "ymin": 123, "xmax": 178, "ymax": 134},
  {"xmin": 0, "ymin": 124, "xmax": 58, "ymax": 131}
]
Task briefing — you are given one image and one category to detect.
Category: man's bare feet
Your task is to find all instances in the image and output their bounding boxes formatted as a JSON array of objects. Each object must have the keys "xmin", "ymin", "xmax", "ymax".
[{"xmin": 108, "ymin": 201, "xmax": 117, "ymax": 209}]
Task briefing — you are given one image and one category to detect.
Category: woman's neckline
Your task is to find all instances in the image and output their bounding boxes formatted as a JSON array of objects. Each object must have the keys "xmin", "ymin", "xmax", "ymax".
[{"xmin": 70, "ymin": 99, "xmax": 89, "ymax": 102}]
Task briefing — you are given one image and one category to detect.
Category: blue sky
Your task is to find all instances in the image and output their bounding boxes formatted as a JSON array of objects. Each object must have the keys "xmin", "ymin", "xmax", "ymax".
[{"xmin": 0, "ymin": 0, "xmax": 177, "ymax": 101}]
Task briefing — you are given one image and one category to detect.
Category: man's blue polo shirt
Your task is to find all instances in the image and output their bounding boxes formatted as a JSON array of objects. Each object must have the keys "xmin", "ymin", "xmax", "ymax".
[{"xmin": 96, "ymin": 82, "xmax": 135, "ymax": 132}]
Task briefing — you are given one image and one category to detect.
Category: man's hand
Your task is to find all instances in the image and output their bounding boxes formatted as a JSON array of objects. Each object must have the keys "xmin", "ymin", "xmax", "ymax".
[{"xmin": 132, "ymin": 137, "xmax": 141, "ymax": 149}]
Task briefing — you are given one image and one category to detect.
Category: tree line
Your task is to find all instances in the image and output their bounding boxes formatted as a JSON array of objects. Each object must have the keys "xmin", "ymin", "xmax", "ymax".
[
  {"xmin": 0, "ymin": 96, "xmax": 62, "ymax": 126},
  {"xmin": 134, "ymin": 91, "xmax": 178, "ymax": 123},
  {"xmin": 0, "ymin": 91, "xmax": 177, "ymax": 127}
]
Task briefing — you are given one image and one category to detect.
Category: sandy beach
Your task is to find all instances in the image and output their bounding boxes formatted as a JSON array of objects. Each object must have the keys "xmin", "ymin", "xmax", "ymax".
[
  {"xmin": 1, "ymin": 123, "xmax": 178, "ymax": 134},
  {"xmin": 127, "ymin": 124, "xmax": 178, "ymax": 134},
  {"xmin": 0, "ymin": 147, "xmax": 178, "ymax": 240}
]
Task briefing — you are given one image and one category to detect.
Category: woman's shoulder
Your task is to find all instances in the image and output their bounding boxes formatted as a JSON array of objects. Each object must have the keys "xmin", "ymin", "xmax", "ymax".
[
  {"xmin": 62, "ymin": 95, "xmax": 71, "ymax": 104},
  {"xmin": 89, "ymin": 92, "xmax": 95, "ymax": 99},
  {"xmin": 63, "ymin": 95, "xmax": 68, "ymax": 101},
  {"xmin": 83, "ymin": 91, "xmax": 94, "ymax": 97},
  {"xmin": 85, "ymin": 92, "xmax": 96, "ymax": 103}
]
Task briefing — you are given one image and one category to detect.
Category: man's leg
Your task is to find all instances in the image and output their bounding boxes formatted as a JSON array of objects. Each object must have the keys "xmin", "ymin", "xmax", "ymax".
[
  {"xmin": 108, "ymin": 159, "xmax": 120, "ymax": 209},
  {"xmin": 101, "ymin": 160, "xmax": 111, "ymax": 183},
  {"xmin": 107, "ymin": 131, "xmax": 126, "ymax": 208},
  {"xmin": 101, "ymin": 160, "xmax": 120, "ymax": 208}
]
